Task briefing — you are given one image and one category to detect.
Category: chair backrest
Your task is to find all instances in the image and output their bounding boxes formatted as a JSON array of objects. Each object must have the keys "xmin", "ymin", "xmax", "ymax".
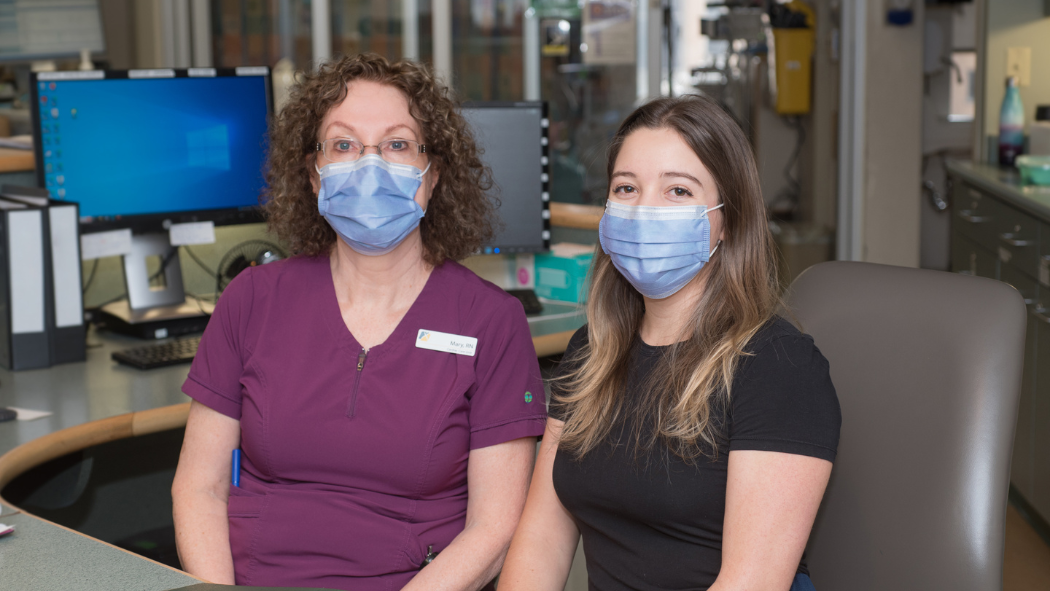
[{"xmin": 785, "ymin": 261, "xmax": 1026, "ymax": 591}]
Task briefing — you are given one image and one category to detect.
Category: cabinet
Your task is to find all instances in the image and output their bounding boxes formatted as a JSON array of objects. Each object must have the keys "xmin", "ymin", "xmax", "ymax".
[{"xmin": 950, "ymin": 176, "xmax": 1050, "ymax": 518}]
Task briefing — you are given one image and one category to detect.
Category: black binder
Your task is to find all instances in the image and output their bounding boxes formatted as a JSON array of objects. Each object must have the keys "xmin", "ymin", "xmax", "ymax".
[
  {"xmin": 0, "ymin": 198, "xmax": 50, "ymax": 370},
  {"xmin": 1, "ymin": 185, "xmax": 86, "ymax": 367}
]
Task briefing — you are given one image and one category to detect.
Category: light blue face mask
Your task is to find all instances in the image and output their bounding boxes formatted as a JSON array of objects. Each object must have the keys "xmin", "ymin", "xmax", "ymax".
[
  {"xmin": 598, "ymin": 200, "xmax": 724, "ymax": 299},
  {"xmin": 316, "ymin": 154, "xmax": 431, "ymax": 256}
]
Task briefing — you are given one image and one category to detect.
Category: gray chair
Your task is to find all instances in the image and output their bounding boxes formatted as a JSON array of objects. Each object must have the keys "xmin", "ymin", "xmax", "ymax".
[{"xmin": 784, "ymin": 261, "xmax": 1026, "ymax": 591}]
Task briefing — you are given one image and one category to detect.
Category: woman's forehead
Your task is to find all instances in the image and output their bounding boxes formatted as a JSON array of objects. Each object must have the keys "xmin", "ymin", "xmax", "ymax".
[{"xmin": 321, "ymin": 80, "xmax": 420, "ymax": 138}]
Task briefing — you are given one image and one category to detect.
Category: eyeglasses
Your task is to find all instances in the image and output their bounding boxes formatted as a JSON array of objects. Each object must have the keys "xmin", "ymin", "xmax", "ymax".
[{"xmin": 315, "ymin": 138, "xmax": 427, "ymax": 165}]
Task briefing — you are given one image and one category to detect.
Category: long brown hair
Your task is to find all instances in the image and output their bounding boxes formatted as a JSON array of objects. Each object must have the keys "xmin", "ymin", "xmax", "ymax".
[
  {"xmin": 264, "ymin": 53, "xmax": 496, "ymax": 265},
  {"xmin": 558, "ymin": 95, "xmax": 780, "ymax": 461}
]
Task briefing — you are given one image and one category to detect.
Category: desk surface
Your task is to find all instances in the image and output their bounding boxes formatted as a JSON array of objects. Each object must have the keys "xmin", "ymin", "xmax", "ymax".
[{"xmin": 0, "ymin": 512, "xmax": 200, "ymax": 591}]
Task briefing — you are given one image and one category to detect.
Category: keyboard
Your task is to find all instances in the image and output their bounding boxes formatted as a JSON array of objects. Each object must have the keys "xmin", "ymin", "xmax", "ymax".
[
  {"xmin": 506, "ymin": 289, "xmax": 544, "ymax": 316},
  {"xmin": 112, "ymin": 335, "xmax": 201, "ymax": 370}
]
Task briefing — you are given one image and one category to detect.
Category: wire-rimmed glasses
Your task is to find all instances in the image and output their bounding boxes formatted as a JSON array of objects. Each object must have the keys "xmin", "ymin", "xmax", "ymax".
[{"xmin": 315, "ymin": 138, "xmax": 427, "ymax": 166}]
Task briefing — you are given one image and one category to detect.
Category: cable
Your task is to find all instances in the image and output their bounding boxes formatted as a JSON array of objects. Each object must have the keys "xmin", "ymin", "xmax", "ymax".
[
  {"xmin": 183, "ymin": 245, "xmax": 217, "ymax": 278},
  {"xmin": 148, "ymin": 247, "xmax": 180, "ymax": 282},
  {"xmin": 82, "ymin": 258, "xmax": 99, "ymax": 295}
]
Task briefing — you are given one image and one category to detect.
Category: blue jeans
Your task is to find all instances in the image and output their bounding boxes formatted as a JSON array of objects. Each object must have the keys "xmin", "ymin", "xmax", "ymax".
[{"xmin": 791, "ymin": 573, "xmax": 816, "ymax": 591}]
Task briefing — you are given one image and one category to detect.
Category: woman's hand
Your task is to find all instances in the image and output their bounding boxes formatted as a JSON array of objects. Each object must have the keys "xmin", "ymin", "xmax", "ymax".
[
  {"xmin": 709, "ymin": 450, "xmax": 833, "ymax": 591},
  {"xmin": 498, "ymin": 419, "xmax": 580, "ymax": 591},
  {"xmin": 171, "ymin": 400, "xmax": 241, "ymax": 584},
  {"xmin": 401, "ymin": 436, "xmax": 537, "ymax": 591}
]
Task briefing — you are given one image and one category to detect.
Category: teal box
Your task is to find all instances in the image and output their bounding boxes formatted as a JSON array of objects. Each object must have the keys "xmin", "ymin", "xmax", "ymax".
[{"xmin": 534, "ymin": 249, "xmax": 594, "ymax": 303}]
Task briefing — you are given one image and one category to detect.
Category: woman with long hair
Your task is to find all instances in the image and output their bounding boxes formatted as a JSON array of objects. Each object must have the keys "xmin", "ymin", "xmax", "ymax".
[{"xmin": 500, "ymin": 95, "xmax": 841, "ymax": 591}]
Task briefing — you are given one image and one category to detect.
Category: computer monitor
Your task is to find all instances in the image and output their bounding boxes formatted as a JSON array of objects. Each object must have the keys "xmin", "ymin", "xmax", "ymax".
[
  {"xmin": 29, "ymin": 67, "xmax": 273, "ymax": 337},
  {"xmin": 460, "ymin": 102, "xmax": 550, "ymax": 255}
]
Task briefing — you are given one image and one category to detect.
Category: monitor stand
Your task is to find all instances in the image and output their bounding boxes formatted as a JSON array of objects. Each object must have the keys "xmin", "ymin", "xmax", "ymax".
[{"xmin": 99, "ymin": 233, "xmax": 215, "ymax": 340}]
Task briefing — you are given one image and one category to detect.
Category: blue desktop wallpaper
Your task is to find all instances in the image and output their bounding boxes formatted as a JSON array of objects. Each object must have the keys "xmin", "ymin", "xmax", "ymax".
[{"xmin": 37, "ymin": 76, "xmax": 269, "ymax": 219}]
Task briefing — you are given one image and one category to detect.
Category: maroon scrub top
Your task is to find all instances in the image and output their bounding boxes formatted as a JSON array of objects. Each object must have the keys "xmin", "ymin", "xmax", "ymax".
[{"xmin": 182, "ymin": 255, "xmax": 547, "ymax": 591}]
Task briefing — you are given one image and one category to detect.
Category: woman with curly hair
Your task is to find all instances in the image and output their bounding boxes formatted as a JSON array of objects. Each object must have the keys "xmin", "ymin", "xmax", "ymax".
[
  {"xmin": 500, "ymin": 95, "xmax": 840, "ymax": 591},
  {"xmin": 172, "ymin": 53, "xmax": 546, "ymax": 591}
]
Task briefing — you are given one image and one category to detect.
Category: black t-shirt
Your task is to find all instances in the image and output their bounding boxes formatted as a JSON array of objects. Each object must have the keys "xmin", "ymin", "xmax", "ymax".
[{"xmin": 549, "ymin": 317, "xmax": 841, "ymax": 591}]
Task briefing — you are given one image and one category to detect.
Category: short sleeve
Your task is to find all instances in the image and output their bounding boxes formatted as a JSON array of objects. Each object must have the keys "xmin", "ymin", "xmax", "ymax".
[
  {"xmin": 547, "ymin": 325, "xmax": 590, "ymax": 422},
  {"xmin": 181, "ymin": 268, "xmax": 255, "ymax": 420},
  {"xmin": 467, "ymin": 297, "xmax": 548, "ymax": 449},
  {"xmin": 728, "ymin": 334, "xmax": 841, "ymax": 462}
]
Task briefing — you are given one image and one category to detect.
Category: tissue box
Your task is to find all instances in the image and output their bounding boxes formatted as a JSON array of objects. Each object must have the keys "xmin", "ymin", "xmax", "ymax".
[{"xmin": 534, "ymin": 243, "xmax": 594, "ymax": 303}]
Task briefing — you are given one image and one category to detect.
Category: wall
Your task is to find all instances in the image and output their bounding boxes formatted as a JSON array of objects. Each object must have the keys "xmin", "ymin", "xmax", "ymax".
[
  {"xmin": 984, "ymin": 0, "xmax": 1050, "ymax": 146},
  {"xmin": 860, "ymin": 1, "xmax": 924, "ymax": 267}
]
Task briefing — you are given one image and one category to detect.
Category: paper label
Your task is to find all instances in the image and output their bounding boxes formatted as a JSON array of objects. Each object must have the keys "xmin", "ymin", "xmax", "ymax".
[
  {"xmin": 9, "ymin": 210, "xmax": 45, "ymax": 334},
  {"xmin": 50, "ymin": 205, "xmax": 83, "ymax": 327},
  {"xmin": 169, "ymin": 221, "xmax": 216, "ymax": 246},
  {"xmin": 81, "ymin": 229, "xmax": 132, "ymax": 260},
  {"xmin": 8, "ymin": 407, "xmax": 53, "ymax": 421},
  {"xmin": 415, "ymin": 329, "xmax": 477, "ymax": 356}
]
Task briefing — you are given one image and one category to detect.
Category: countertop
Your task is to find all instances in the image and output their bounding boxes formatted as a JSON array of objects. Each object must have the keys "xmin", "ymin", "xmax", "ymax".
[
  {"xmin": 0, "ymin": 512, "xmax": 200, "ymax": 591},
  {"xmin": 946, "ymin": 159, "xmax": 1050, "ymax": 222},
  {"xmin": 0, "ymin": 327, "xmax": 194, "ymax": 455}
]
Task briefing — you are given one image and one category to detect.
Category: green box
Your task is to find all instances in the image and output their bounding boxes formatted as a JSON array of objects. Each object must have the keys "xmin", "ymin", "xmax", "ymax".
[{"xmin": 534, "ymin": 248, "xmax": 594, "ymax": 303}]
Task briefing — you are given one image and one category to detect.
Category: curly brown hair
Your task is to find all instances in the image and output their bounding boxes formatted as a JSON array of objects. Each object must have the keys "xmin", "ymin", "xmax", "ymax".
[{"xmin": 264, "ymin": 53, "xmax": 496, "ymax": 265}]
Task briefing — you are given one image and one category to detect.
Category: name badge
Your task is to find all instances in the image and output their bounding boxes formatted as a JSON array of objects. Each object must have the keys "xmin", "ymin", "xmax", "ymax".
[{"xmin": 415, "ymin": 329, "xmax": 478, "ymax": 357}]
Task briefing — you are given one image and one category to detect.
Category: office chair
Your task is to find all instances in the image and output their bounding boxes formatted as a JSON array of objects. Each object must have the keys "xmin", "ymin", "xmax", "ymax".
[{"xmin": 784, "ymin": 261, "xmax": 1026, "ymax": 591}]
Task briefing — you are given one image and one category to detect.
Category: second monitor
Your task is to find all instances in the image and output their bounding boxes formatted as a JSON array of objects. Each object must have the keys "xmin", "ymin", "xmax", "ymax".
[{"xmin": 460, "ymin": 102, "xmax": 550, "ymax": 255}]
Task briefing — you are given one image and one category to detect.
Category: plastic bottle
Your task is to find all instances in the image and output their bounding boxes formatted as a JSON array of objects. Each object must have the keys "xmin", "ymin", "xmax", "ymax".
[{"xmin": 1000, "ymin": 76, "xmax": 1025, "ymax": 166}]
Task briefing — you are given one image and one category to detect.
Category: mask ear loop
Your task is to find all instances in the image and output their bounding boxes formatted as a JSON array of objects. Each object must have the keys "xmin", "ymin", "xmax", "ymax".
[
  {"xmin": 710, "ymin": 239, "xmax": 722, "ymax": 257},
  {"xmin": 707, "ymin": 203, "xmax": 724, "ymax": 256}
]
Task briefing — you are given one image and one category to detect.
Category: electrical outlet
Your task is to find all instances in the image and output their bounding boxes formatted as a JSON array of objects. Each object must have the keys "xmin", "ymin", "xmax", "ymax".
[{"xmin": 1007, "ymin": 47, "xmax": 1032, "ymax": 86}]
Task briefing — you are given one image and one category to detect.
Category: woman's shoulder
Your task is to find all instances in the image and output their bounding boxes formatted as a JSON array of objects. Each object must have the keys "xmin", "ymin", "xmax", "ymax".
[
  {"xmin": 434, "ymin": 260, "xmax": 529, "ymax": 315},
  {"xmin": 747, "ymin": 315, "xmax": 806, "ymax": 347}
]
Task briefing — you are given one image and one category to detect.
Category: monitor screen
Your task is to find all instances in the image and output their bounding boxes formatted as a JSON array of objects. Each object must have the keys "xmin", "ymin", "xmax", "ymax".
[
  {"xmin": 461, "ymin": 102, "xmax": 550, "ymax": 254},
  {"xmin": 30, "ymin": 68, "xmax": 272, "ymax": 233}
]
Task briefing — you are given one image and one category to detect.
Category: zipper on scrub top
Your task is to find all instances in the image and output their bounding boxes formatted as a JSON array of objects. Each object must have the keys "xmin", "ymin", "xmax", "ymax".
[{"xmin": 348, "ymin": 347, "xmax": 368, "ymax": 418}]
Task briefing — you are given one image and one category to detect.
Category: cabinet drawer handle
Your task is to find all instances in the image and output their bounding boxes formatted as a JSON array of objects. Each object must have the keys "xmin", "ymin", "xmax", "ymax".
[
  {"xmin": 1000, "ymin": 233, "xmax": 1034, "ymax": 247},
  {"xmin": 1034, "ymin": 308, "xmax": 1050, "ymax": 325},
  {"xmin": 958, "ymin": 210, "xmax": 990, "ymax": 223}
]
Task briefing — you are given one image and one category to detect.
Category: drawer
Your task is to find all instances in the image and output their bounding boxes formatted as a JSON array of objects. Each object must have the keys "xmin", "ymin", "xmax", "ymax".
[
  {"xmin": 1039, "ymin": 220, "xmax": 1050, "ymax": 288},
  {"xmin": 954, "ymin": 183, "xmax": 1001, "ymax": 250},
  {"xmin": 995, "ymin": 202, "xmax": 1040, "ymax": 280},
  {"xmin": 951, "ymin": 232, "xmax": 998, "ymax": 279}
]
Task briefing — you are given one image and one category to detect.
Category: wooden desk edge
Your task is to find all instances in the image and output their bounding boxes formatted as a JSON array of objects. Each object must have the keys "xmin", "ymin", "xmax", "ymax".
[
  {"xmin": 533, "ymin": 329, "xmax": 576, "ymax": 358},
  {"xmin": 549, "ymin": 202, "xmax": 601, "ymax": 231},
  {"xmin": 0, "ymin": 402, "xmax": 191, "ymax": 504},
  {"xmin": 0, "ymin": 148, "xmax": 35, "ymax": 173}
]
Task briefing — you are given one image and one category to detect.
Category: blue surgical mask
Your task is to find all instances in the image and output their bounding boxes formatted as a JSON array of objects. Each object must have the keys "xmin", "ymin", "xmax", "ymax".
[
  {"xmin": 316, "ymin": 154, "xmax": 431, "ymax": 256},
  {"xmin": 598, "ymin": 201, "xmax": 724, "ymax": 299}
]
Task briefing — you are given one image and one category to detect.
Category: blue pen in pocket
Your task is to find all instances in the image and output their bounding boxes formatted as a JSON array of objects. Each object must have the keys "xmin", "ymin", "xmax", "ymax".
[{"xmin": 232, "ymin": 449, "xmax": 241, "ymax": 487}]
